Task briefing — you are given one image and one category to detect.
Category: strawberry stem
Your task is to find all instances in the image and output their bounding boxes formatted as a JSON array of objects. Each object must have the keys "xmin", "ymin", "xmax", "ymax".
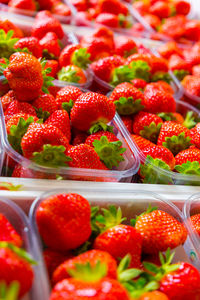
[
  {"xmin": 72, "ymin": 48, "xmax": 91, "ymax": 70},
  {"xmin": 183, "ymin": 111, "xmax": 197, "ymax": 129},
  {"xmin": 114, "ymin": 97, "xmax": 144, "ymax": 115},
  {"xmin": 58, "ymin": 67, "xmax": 80, "ymax": 83},
  {"xmin": 110, "ymin": 65, "xmax": 135, "ymax": 86},
  {"xmin": 129, "ymin": 60, "xmax": 150, "ymax": 82},
  {"xmin": 151, "ymin": 71, "xmax": 171, "ymax": 84},
  {"xmin": 0, "ymin": 281, "xmax": 20, "ymax": 300},
  {"xmin": 173, "ymin": 69, "xmax": 189, "ymax": 81}
]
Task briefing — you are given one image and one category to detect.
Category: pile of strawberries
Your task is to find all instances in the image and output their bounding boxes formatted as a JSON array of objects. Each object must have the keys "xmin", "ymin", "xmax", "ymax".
[
  {"xmin": 33, "ymin": 191, "xmax": 200, "ymax": 299},
  {"xmin": 108, "ymin": 81, "xmax": 200, "ymax": 183},
  {"xmin": 133, "ymin": 0, "xmax": 200, "ymax": 44},
  {"xmin": 0, "ymin": 212, "xmax": 36, "ymax": 298}
]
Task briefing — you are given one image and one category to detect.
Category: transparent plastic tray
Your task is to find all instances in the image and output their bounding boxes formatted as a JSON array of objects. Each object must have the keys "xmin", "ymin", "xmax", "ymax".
[
  {"xmin": 134, "ymin": 99, "xmax": 200, "ymax": 186},
  {"xmin": 183, "ymin": 193, "xmax": 200, "ymax": 270},
  {"xmin": 0, "ymin": 197, "xmax": 50, "ymax": 300}
]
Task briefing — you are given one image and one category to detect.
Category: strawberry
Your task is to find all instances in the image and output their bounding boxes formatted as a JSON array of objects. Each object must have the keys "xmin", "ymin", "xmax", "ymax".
[
  {"xmin": 21, "ymin": 123, "xmax": 70, "ymax": 167},
  {"xmin": 58, "ymin": 65, "xmax": 87, "ymax": 84},
  {"xmin": 159, "ymin": 15, "xmax": 186, "ymax": 40},
  {"xmin": 174, "ymin": 0, "xmax": 191, "ymax": 15},
  {"xmin": 5, "ymin": 100, "xmax": 37, "ymax": 118},
  {"xmin": 114, "ymin": 36, "xmax": 137, "ymax": 58},
  {"xmin": 192, "ymin": 65, "xmax": 200, "ymax": 77},
  {"xmin": 121, "ymin": 115, "xmax": 133, "ymax": 133},
  {"xmin": 126, "ymin": 53, "xmax": 151, "ymax": 82},
  {"xmin": 175, "ymin": 147, "xmax": 200, "ymax": 175},
  {"xmin": 93, "ymin": 206, "xmax": 142, "ymax": 268},
  {"xmin": 158, "ymin": 112, "xmax": 185, "ymax": 124},
  {"xmin": 143, "ymin": 14, "xmax": 161, "ymax": 30},
  {"xmin": 144, "ymin": 84, "xmax": 176, "ymax": 114},
  {"xmin": 3, "ymin": 52, "xmax": 44, "ymax": 102},
  {"xmin": 139, "ymin": 291, "xmax": 169, "ymax": 300},
  {"xmin": 8, "ymin": 0, "xmax": 36, "ymax": 11},
  {"xmin": 72, "ymin": 131, "xmax": 88, "ymax": 145},
  {"xmin": 0, "ymin": 243, "xmax": 35, "ymax": 297},
  {"xmin": 37, "ymin": 0, "xmax": 55, "ymax": 10},
  {"xmin": 1, "ymin": 90, "xmax": 17, "ymax": 112},
  {"xmin": 182, "ymin": 75, "xmax": 200, "ymax": 97},
  {"xmin": 0, "ymin": 20, "xmax": 23, "ymax": 38},
  {"xmin": 44, "ymin": 60, "xmax": 59, "ymax": 77},
  {"xmin": 131, "ymin": 78, "xmax": 147, "ymax": 90},
  {"xmin": 190, "ymin": 214, "xmax": 200, "ymax": 236},
  {"xmin": 70, "ymin": 92, "xmax": 115, "ymax": 132},
  {"xmin": 51, "ymin": 2, "xmax": 71, "ymax": 16},
  {"xmin": 157, "ymin": 121, "xmax": 191, "ymax": 155},
  {"xmin": 190, "ymin": 123, "xmax": 200, "ymax": 149},
  {"xmin": 32, "ymin": 93, "xmax": 58, "ymax": 120},
  {"xmin": 158, "ymin": 41, "xmax": 183, "ymax": 59},
  {"xmin": 149, "ymin": 1, "xmax": 171, "ymax": 19},
  {"xmin": 55, "ymin": 85, "xmax": 82, "ymax": 111},
  {"xmin": 0, "ymin": 29, "xmax": 20, "ymax": 59},
  {"xmin": 14, "ymin": 37, "xmax": 42, "ymax": 59},
  {"xmin": 31, "ymin": 10, "xmax": 64, "ymax": 40},
  {"xmin": 59, "ymin": 44, "xmax": 91, "ymax": 69},
  {"xmin": 52, "ymin": 249, "xmax": 117, "ymax": 284},
  {"xmin": 98, "ymin": 0, "xmax": 128, "ymax": 16},
  {"xmin": 85, "ymin": 131, "xmax": 126, "ymax": 169},
  {"xmin": 96, "ymin": 13, "xmax": 130, "ymax": 29},
  {"xmin": 0, "ymin": 214, "xmax": 22, "ymax": 247},
  {"xmin": 36, "ymin": 193, "xmax": 91, "ymax": 251},
  {"xmin": 131, "ymin": 134, "xmax": 155, "ymax": 150},
  {"xmin": 184, "ymin": 20, "xmax": 200, "ymax": 41},
  {"xmin": 39, "ymin": 32, "xmax": 61, "ymax": 59},
  {"xmin": 132, "ymin": 0, "xmax": 150, "ymax": 15},
  {"xmin": 134, "ymin": 207, "xmax": 187, "ymax": 254},
  {"xmin": 12, "ymin": 164, "xmax": 46, "ymax": 179},
  {"xmin": 45, "ymin": 110, "xmax": 71, "ymax": 141},
  {"xmin": 169, "ymin": 54, "xmax": 191, "ymax": 81},
  {"xmin": 149, "ymin": 81, "xmax": 174, "ymax": 95},
  {"xmin": 109, "ymin": 82, "xmax": 145, "ymax": 115},
  {"xmin": 132, "ymin": 111, "xmax": 163, "ymax": 143}
]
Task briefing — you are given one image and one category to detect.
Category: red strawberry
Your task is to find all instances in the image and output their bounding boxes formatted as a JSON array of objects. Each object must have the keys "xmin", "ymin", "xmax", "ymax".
[
  {"xmin": 52, "ymin": 249, "xmax": 117, "ymax": 284},
  {"xmin": 182, "ymin": 75, "xmax": 200, "ymax": 97},
  {"xmin": 0, "ymin": 20, "xmax": 23, "ymax": 38},
  {"xmin": 0, "ymin": 214, "xmax": 22, "ymax": 247},
  {"xmin": 45, "ymin": 110, "xmax": 71, "ymax": 141},
  {"xmin": 140, "ymin": 291, "xmax": 169, "ymax": 300},
  {"xmin": 190, "ymin": 123, "xmax": 200, "ymax": 149},
  {"xmin": 96, "ymin": 13, "xmax": 129, "ymax": 29},
  {"xmin": 72, "ymin": 131, "xmax": 88, "ymax": 146},
  {"xmin": 159, "ymin": 15, "xmax": 186, "ymax": 40},
  {"xmin": 158, "ymin": 41, "xmax": 183, "ymax": 59},
  {"xmin": 55, "ymin": 85, "xmax": 82, "ymax": 111},
  {"xmin": 121, "ymin": 115, "xmax": 133, "ymax": 133},
  {"xmin": 109, "ymin": 82, "xmax": 145, "ymax": 115},
  {"xmin": 143, "ymin": 14, "xmax": 161, "ymax": 30},
  {"xmin": 8, "ymin": 0, "xmax": 36, "ymax": 11},
  {"xmin": 169, "ymin": 54, "xmax": 191, "ymax": 80},
  {"xmin": 36, "ymin": 193, "xmax": 91, "ymax": 251},
  {"xmin": 132, "ymin": 0, "xmax": 150, "ymax": 15},
  {"xmin": 12, "ymin": 164, "xmax": 47, "ymax": 179},
  {"xmin": 59, "ymin": 44, "xmax": 91, "ymax": 69},
  {"xmin": 144, "ymin": 84, "xmax": 176, "ymax": 114},
  {"xmin": 174, "ymin": 0, "xmax": 191, "ymax": 15},
  {"xmin": 134, "ymin": 208, "xmax": 187, "ymax": 254},
  {"xmin": 1, "ymin": 90, "xmax": 17, "ymax": 112},
  {"xmin": 39, "ymin": 32, "xmax": 61, "ymax": 59},
  {"xmin": 131, "ymin": 134, "xmax": 155, "ymax": 150},
  {"xmin": 98, "ymin": 0, "xmax": 128, "ymax": 16},
  {"xmin": 14, "ymin": 37, "xmax": 42, "ymax": 58},
  {"xmin": 148, "ymin": 81, "xmax": 174, "ymax": 95},
  {"xmin": 132, "ymin": 111, "xmax": 163, "ymax": 143},
  {"xmin": 44, "ymin": 60, "xmax": 59, "ymax": 78},
  {"xmin": 131, "ymin": 78, "xmax": 147, "ymax": 90},
  {"xmin": 70, "ymin": 92, "xmax": 115, "ymax": 132},
  {"xmin": 184, "ymin": 20, "xmax": 200, "ymax": 41},
  {"xmin": 157, "ymin": 121, "xmax": 191, "ymax": 155},
  {"xmin": 0, "ymin": 243, "xmax": 34, "ymax": 297},
  {"xmin": 174, "ymin": 147, "xmax": 200, "ymax": 175},
  {"xmin": 32, "ymin": 93, "xmax": 58, "ymax": 120},
  {"xmin": 190, "ymin": 214, "xmax": 200, "ymax": 236},
  {"xmin": 21, "ymin": 123, "xmax": 70, "ymax": 168},
  {"xmin": 114, "ymin": 36, "xmax": 137, "ymax": 58},
  {"xmin": 31, "ymin": 10, "xmax": 64, "ymax": 40},
  {"xmin": 58, "ymin": 65, "xmax": 87, "ymax": 84},
  {"xmin": 51, "ymin": 2, "xmax": 71, "ymax": 16},
  {"xmin": 126, "ymin": 53, "xmax": 151, "ymax": 82},
  {"xmin": 192, "ymin": 65, "xmax": 200, "ymax": 77},
  {"xmin": 5, "ymin": 100, "xmax": 37, "ymax": 118},
  {"xmin": 149, "ymin": 1, "xmax": 170, "ymax": 19}
]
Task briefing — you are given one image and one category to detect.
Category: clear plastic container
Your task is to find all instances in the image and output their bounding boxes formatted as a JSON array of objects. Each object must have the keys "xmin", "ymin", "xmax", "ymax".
[
  {"xmin": 181, "ymin": 88, "xmax": 200, "ymax": 109},
  {"xmin": 134, "ymin": 99, "xmax": 200, "ymax": 186},
  {"xmin": 183, "ymin": 193, "xmax": 200, "ymax": 270},
  {"xmin": 0, "ymin": 197, "xmax": 50, "ymax": 300}
]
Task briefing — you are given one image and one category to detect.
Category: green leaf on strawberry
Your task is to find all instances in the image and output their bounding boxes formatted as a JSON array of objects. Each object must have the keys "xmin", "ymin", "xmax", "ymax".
[
  {"xmin": 58, "ymin": 67, "xmax": 80, "ymax": 83},
  {"xmin": 163, "ymin": 132, "xmax": 191, "ymax": 155},
  {"xmin": 89, "ymin": 123, "xmax": 114, "ymax": 134},
  {"xmin": 62, "ymin": 99, "xmax": 74, "ymax": 114},
  {"xmin": 72, "ymin": 48, "xmax": 91, "ymax": 70},
  {"xmin": 114, "ymin": 97, "xmax": 144, "ymax": 115},
  {"xmin": 173, "ymin": 69, "xmax": 189, "ymax": 81},
  {"xmin": 35, "ymin": 107, "xmax": 50, "ymax": 121},
  {"xmin": 158, "ymin": 112, "xmax": 177, "ymax": 122},
  {"xmin": 183, "ymin": 111, "xmax": 197, "ymax": 129},
  {"xmin": 0, "ymin": 281, "xmax": 19, "ymax": 300},
  {"xmin": 0, "ymin": 30, "xmax": 19, "ymax": 59},
  {"xmin": 110, "ymin": 65, "xmax": 135, "ymax": 86},
  {"xmin": 175, "ymin": 161, "xmax": 200, "ymax": 176},
  {"xmin": 151, "ymin": 71, "xmax": 172, "ymax": 84},
  {"xmin": 140, "ymin": 122, "xmax": 162, "ymax": 143},
  {"xmin": 117, "ymin": 254, "xmax": 143, "ymax": 282},
  {"xmin": 40, "ymin": 59, "xmax": 54, "ymax": 94},
  {"xmin": 129, "ymin": 60, "xmax": 150, "ymax": 82}
]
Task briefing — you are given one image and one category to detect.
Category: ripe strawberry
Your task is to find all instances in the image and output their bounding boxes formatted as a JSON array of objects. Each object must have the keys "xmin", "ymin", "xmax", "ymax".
[
  {"xmin": 131, "ymin": 78, "xmax": 147, "ymax": 90},
  {"xmin": 144, "ymin": 84, "xmax": 176, "ymax": 114},
  {"xmin": 0, "ymin": 243, "xmax": 34, "ymax": 297},
  {"xmin": 184, "ymin": 20, "xmax": 200, "ymax": 41},
  {"xmin": 96, "ymin": 13, "xmax": 129, "ymax": 29},
  {"xmin": 190, "ymin": 214, "xmax": 200, "ymax": 236},
  {"xmin": 1, "ymin": 90, "xmax": 17, "ymax": 112},
  {"xmin": 0, "ymin": 214, "xmax": 22, "ymax": 247},
  {"xmin": 174, "ymin": 0, "xmax": 191, "ymax": 15},
  {"xmin": 134, "ymin": 208, "xmax": 187, "ymax": 254},
  {"xmin": 39, "ymin": 32, "xmax": 61, "ymax": 59},
  {"xmin": 149, "ymin": 1, "xmax": 170, "ymax": 19},
  {"xmin": 159, "ymin": 15, "xmax": 186, "ymax": 40},
  {"xmin": 143, "ymin": 14, "xmax": 161, "ymax": 30},
  {"xmin": 36, "ymin": 0, "xmax": 55, "ymax": 10},
  {"xmin": 98, "ymin": 0, "xmax": 128, "ymax": 16},
  {"xmin": 114, "ymin": 36, "xmax": 137, "ymax": 58},
  {"xmin": 5, "ymin": 100, "xmax": 37, "ymax": 117},
  {"xmin": 121, "ymin": 115, "xmax": 133, "ymax": 133},
  {"xmin": 55, "ymin": 85, "xmax": 82, "ymax": 111},
  {"xmin": 67, "ymin": 144, "xmax": 108, "ymax": 170},
  {"xmin": 51, "ymin": 2, "xmax": 71, "ymax": 16},
  {"xmin": 149, "ymin": 81, "xmax": 174, "ymax": 95},
  {"xmin": 45, "ymin": 110, "xmax": 71, "ymax": 141},
  {"xmin": 157, "ymin": 121, "xmax": 191, "ymax": 155},
  {"xmin": 131, "ymin": 134, "xmax": 155, "ymax": 150},
  {"xmin": 70, "ymin": 92, "xmax": 115, "ymax": 132},
  {"xmin": 132, "ymin": 111, "xmax": 163, "ymax": 143},
  {"xmin": 158, "ymin": 112, "xmax": 184, "ymax": 124},
  {"xmin": 21, "ymin": 123, "xmax": 70, "ymax": 168},
  {"xmin": 59, "ymin": 44, "xmax": 91, "ymax": 69},
  {"xmin": 32, "ymin": 93, "xmax": 58, "ymax": 120},
  {"xmin": 58, "ymin": 65, "xmax": 87, "ymax": 84},
  {"xmin": 175, "ymin": 147, "xmax": 200, "ymax": 175},
  {"xmin": 12, "ymin": 164, "xmax": 46, "ymax": 179},
  {"xmin": 3, "ymin": 52, "xmax": 44, "ymax": 102},
  {"xmin": 158, "ymin": 41, "xmax": 183, "ymax": 59},
  {"xmin": 109, "ymin": 82, "xmax": 145, "ymax": 115},
  {"xmin": 132, "ymin": 0, "xmax": 150, "ymax": 15},
  {"xmin": 126, "ymin": 53, "xmax": 151, "ymax": 82},
  {"xmin": 14, "ymin": 37, "xmax": 42, "ymax": 58},
  {"xmin": 182, "ymin": 75, "xmax": 200, "ymax": 97},
  {"xmin": 8, "ymin": 0, "xmax": 36, "ymax": 11},
  {"xmin": 53, "ymin": 249, "xmax": 117, "ymax": 284},
  {"xmin": 190, "ymin": 123, "xmax": 200, "ymax": 149},
  {"xmin": 72, "ymin": 131, "xmax": 88, "ymax": 146},
  {"xmin": 36, "ymin": 193, "xmax": 91, "ymax": 251},
  {"xmin": 140, "ymin": 291, "xmax": 169, "ymax": 300},
  {"xmin": 192, "ymin": 65, "xmax": 200, "ymax": 77},
  {"xmin": 93, "ymin": 206, "xmax": 142, "ymax": 268},
  {"xmin": 169, "ymin": 54, "xmax": 191, "ymax": 81},
  {"xmin": 0, "ymin": 19, "xmax": 23, "ymax": 38},
  {"xmin": 31, "ymin": 10, "xmax": 64, "ymax": 39},
  {"xmin": 44, "ymin": 60, "xmax": 59, "ymax": 78}
]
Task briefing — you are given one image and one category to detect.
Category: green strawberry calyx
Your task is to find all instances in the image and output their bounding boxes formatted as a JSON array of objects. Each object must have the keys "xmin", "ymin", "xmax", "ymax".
[
  {"xmin": 110, "ymin": 65, "xmax": 135, "ymax": 87},
  {"xmin": 183, "ymin": 111, "xmax": 197, "ymax": 129},
  {"xmin": 40, "ymin": 59, "xmax": 54, "ymax": 94},
  {"xmin": 0, "ymin": 281, "xmax": 20, "ymax": 300},
  {"xmin": 0, "ymin": 182, "xmax": 23, "ymax": 191},
  {"xmin": 117, "ymin": 254, "xmax": 143, "ymax": 283},
  {"xmin": 32, "ymin": 144, "xmax": 72, "ymax": 168},
  {"xmin": 130, "ymin": 204, "xmax": 158, "ymax": 227},
  {"xmin": 163, "ymin": 132, "xmax": 191, "ymax": 156},
  {"xmin": 0, "ymin": 242, "xmax": 37, "ymax": 265},
  {"xmin": 114, "ymin": 97, "xmax": 144, "ymax": 115},
  {"xmin": 89, "ymin": 122, "xmax": 114, "ymax": 134},
  {"xmin": 42, "ymin": 49, "xmax": 57, "ymax": 60},
  {"xmin": 140, "ymin": 122, "xmax": 162, "ymax": 143},
  {"xmin": 158, "ymin": 112, "xmax": 176, "ymax": 122},
  {"xmin": 140, "ymin": 155, "xmax": 173, "ymax": 184},
  {"xmin": 0, "ymin": 58, "xmax": 9, "ymax": 78},
  {"xmin": 92, "ymin": 136, "xmax": 126, "ymax": 169},
  {"xmin": 35, "ymin": 107, "xmax": 50, "ymax": 121},
  {"xmin": 175, "ymin": 161, "xmax": 200, "ymax": 176},
  {"xmin": 72, "ymin": 48, "xmax": 91, "ymax": 70},
  {"xmin": 151, "ymin": 71, "xmax": 171, "ymax": 84},
  {"xmin": 67, "ymin": 260, "xmax": 107, "ymax": 282},
  {"xmin": 8, "ymin": 117, "xmax": 41, "ymax": 154},
  {"xmin": 124, "ymin": 47, "xmax": 137, "ymax": 59},
  {"xmin": 62, "ymin": 99, "xmax": 74, "ymax": 114},
  {"xmin": 58, "ymin": 67, "xmax": 80, "ymax": 83},
  {"xmin": 0, "ymin": 30, "xmax": 19, "ymax": 59},
  {"xmin": 173, "ymin": 69, "xmax": 189, "ymax": 81},
  {"xmin": 129, "ymin": 60, "xmax": 150, "ymax": 82}
]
